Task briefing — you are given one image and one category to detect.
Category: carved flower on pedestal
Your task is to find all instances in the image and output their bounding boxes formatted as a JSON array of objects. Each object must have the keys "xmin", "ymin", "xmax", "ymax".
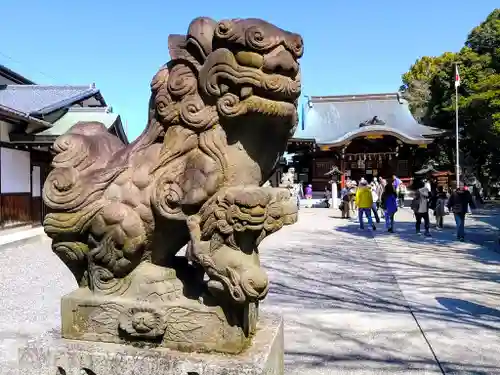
[{"xmin": 118, "ymin": 307, "xmax": 166, "ymax": 338}]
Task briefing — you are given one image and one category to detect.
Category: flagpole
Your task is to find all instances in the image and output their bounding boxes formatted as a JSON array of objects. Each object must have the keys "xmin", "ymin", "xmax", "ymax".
[{"xmin": 455, "ymin": 63, "xmax": 460, "ymax": 186}]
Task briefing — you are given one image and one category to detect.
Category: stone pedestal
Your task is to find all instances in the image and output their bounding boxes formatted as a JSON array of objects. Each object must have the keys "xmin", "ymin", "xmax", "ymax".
[
  {"xmin": 57, "ymin": 275, "xmax": 259, "ymax": 354},
  {"xmin": 18, "ymin": 313, "xmax": 284, "ymax": 375}
]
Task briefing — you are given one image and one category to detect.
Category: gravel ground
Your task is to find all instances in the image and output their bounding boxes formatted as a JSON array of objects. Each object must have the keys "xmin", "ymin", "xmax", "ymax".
[{"xmin": 0, "ymin": 236, "xmax": 75, "ymax": 373}]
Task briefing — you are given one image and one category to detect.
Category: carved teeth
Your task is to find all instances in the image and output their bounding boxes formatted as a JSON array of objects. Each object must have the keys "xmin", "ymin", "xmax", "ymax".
[{"xmin": 240, "ymin": 87, "xmax": 253, "ymax": 99}]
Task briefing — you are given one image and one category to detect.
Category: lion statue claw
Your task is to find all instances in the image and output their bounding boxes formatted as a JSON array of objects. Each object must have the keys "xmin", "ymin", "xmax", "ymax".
[{"xmin": 42, "ymin": 17, "xmax": 302, "ymax": 354}]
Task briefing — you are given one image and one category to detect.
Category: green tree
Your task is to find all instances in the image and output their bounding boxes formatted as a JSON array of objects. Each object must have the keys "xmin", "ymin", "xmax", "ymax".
[{"xmin": 401, "ymin": 9, "xmax": 500, "ymax": 182}]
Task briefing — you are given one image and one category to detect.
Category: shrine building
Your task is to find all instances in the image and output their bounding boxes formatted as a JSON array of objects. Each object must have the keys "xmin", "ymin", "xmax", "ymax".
[
  {"xmin": 287, "ymin": 93, "xmax": 445, "ymax": 191},
  {"xmin": 0, "ymin": 64, "xmax": 127, "ymax": 228}
]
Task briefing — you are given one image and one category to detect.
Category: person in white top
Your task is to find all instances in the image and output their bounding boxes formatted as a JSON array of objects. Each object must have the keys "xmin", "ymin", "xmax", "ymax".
[
  {"xmin": 398, "ymin": 183, "xmax": 407, "ymax": 208},
  {"xmin": 370, "ymin": 182, "xmax": 381, "ymax": 223}
]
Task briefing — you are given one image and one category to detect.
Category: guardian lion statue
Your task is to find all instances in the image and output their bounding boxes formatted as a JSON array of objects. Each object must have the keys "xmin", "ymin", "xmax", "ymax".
[{"xmin": 42, "ymin": 17, "xmax": 302, "ymax": 353}]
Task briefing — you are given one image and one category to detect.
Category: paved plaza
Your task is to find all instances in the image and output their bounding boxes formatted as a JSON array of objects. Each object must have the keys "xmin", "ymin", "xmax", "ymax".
[{"xmin": 1, "ymin": 207, "xmax": 500, "ymax": 374}]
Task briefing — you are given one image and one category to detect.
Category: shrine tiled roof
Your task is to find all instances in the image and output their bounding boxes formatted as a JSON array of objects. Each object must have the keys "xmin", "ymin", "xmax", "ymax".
[
  {"xmin": 0, "ymin": 84, "xmax": 104, "ymax": 116},
  {"xmin": 293, "ymin": 93, "xmax": 444, "ymax": 146}
]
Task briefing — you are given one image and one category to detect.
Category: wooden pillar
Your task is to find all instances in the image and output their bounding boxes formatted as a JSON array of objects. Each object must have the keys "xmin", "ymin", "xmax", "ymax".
[{"xmin": 408, "ymin": 146, "xmax": 414, "ymax": 186}]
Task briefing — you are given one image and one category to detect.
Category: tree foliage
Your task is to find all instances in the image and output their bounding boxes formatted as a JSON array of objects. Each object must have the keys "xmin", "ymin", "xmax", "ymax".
[{"xmin": 401, "ymin": 9, "xmax": 500, "ymax": 182}]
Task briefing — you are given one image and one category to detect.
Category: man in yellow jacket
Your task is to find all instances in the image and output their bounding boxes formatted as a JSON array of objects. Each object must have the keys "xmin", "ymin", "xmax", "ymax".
[{"xmin": 355, "ymin": 180, "xmax": 376, "ymax": 230}]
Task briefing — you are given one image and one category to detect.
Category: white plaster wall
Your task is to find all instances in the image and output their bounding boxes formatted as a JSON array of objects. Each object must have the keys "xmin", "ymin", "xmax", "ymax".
[
  {"xmin": 1, "ymin": 147, "xmax": 30, "ymax": 193},
  {"xmin": 32, "ymin": 165, "xmax": 41, "ymax": 197},
  {"xmin": 0, "ymin": 120, "xmax": 14, "ymax": 142}
]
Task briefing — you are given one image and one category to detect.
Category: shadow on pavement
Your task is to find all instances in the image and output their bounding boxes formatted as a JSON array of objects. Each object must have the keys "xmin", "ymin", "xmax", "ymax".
[
  {"xmin": 261, "ymin": 208, "xmax": 500, "ymax": 373},
  {"xmin": 436, "ymin": 297, "xmax": 500, "ymax": 321}
]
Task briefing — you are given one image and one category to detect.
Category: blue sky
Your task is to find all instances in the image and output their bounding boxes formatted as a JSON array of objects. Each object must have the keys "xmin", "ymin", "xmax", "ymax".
[{"xmin": 1, "ymin": 1, "xmax": 497, "ymax": 140}]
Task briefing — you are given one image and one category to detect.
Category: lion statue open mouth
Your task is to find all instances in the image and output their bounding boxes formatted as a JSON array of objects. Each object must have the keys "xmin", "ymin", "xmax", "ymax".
[
  {"xmin": 160, "ymin": 17, "xmax": 302, "ymax": 127},
  {"xmin": 199, "ymin": 18, "xmax": 302, "ymax": 123},
  {"xmin": 41, "ymin": 17, "xmax": 302, "ymax": 353}
]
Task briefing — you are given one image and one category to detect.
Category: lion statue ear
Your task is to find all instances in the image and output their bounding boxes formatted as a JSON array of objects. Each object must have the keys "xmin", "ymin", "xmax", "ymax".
[
  {"xmin": 167, "ymin": 17, "xmax": 216, "ymax": 69},
  {"xmin": 168, "ymin": 35, "xmax": 191, "ymax": 61},
  {"xmin": 186, "ymin": 17, "xmax": 216, "ymax": 59}
]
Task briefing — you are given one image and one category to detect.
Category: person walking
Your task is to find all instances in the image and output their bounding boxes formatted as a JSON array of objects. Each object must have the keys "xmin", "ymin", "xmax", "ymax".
[
  {"xmin": 305, "ymin": 184, "xmax": 313, "ymax": 208},
  {"xmin": 398, "ymin": 183, "xmax": 407, "ymax": 208},
  {"xmin": 340, "ymin": 188, "xmax": 351, "ymax": 219},
  {"xmin": 377, "ymin": 178, "xmax": 386, "ymax": 218},
  {"xmin": 381, "ymin": 183, "xmax": 398, "ymax": 232},
  {"xmin": 447, "ymin": 182, "xmax": 476, "ymax": 241},
  {"xmin": 355, "ymin": 180, "xmax": 376, "ymax": 230},
  {"xmin": 370, "ymin": 182, "xmax": 381, "ymax": 223},
  {"xmin": 472, "ymin": 184, "xmax": 484, "ymax": 205},
  {"xmin": 323, "ymin": 186, "xmax": 331, "ymax": 208},
  {"xmin": 348, "ymin": 181, "xmax": 357, "ymax": 213},
  {"xmin": 392, "ymin": 175, "xmax": 402, "ymax": 191},
  {"xmin": 432, "ymin": 186, "xmax": 448, "ymax": 229},
  {"xmin": 377, "ymin": 181, "xmax": 385, "ymax": 218},
  {"xmin": 411, "ymin": 182, "xmax": 431, "ymax": 236}
]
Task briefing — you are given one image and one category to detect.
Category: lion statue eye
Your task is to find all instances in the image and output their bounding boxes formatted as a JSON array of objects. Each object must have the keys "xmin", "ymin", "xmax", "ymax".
[{"xmin": 246, "ymin": 26, "xmax": 269, "ymax": 49}]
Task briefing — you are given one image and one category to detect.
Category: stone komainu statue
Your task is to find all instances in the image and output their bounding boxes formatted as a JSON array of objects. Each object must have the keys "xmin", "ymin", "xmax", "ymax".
[{"xmin": 42, "ymin": 17, "xmax": 302, "ymax": 353}]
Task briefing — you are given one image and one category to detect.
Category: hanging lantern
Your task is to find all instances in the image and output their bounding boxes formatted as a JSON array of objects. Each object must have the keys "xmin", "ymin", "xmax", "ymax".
[
  {"xmin": 368, "ymin": 154, "xmax": 371, "ymax": 161},
  {"xmin": 389, "ymin": 154, "xmax": 392, "ymax": 160},
  {"xmin": 348, "ymin": 155, "xmax": 352, "ymax": 161}
]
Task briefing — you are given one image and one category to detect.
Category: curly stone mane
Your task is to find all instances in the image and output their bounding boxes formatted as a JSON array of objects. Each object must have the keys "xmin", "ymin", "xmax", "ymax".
[{"xmin": 40, "ymin": 17, "xmax": 302, "ymax": 354}]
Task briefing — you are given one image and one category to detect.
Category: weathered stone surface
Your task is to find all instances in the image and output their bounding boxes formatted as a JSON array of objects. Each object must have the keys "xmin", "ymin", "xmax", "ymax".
[
  {"xmin": 60, "ymin": 277, "xmax": 259, "ymax": 354},
  {"xmin": 40, "ymin": 17, "xmax": 302, "ymax": 352},
  {"xmin": 18, "ymin": 313, "xmax": 284, "ymax": 375}
]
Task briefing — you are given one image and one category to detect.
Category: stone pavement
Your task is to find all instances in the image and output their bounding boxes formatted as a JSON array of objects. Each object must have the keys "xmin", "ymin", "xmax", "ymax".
[
  {"xmin": 260, "ymin": 206, "xmax": 500, "ymax": 374},
  {"xmin": 372, "ymin": 207, "xmax": 500, "ymax": 374},
  {"xmin": 0, "ymin": 207, "xmax": 500, "ymax": 374}
]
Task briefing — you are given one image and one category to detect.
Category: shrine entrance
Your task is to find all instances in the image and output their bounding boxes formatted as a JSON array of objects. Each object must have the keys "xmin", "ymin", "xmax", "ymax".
[{"xmin": 341, "ymin": 135, "xmax": 410, "ymax": 184}]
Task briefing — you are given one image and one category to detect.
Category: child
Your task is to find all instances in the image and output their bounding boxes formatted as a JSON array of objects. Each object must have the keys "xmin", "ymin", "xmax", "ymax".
[
  {"xmin": 398, "ymin": 183, "xmax": 407, "ymax": 208},
  {"xmin": 434, "ymin": 186, "xmax": 448, "ymax": 229},
  {"xmin": 340, "ymin": 190, "xmax": 351, "ymax": 219},
  {"xmin": 381, "ymin": 183, "xmax": 398, "ymax": 232},
  {"xmin": 348, "ymin": 182, "xmax": 357, "ymax": 213}
]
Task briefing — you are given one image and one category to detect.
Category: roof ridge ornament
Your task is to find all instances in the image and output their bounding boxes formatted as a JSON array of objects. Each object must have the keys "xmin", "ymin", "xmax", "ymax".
[
  {"xmin": 415, "ymin": 159, "xmax": 439, "ymax": 175},
  {"xmin": 359, "ymin": 115, "xmax": 385, "ymax": 127}
]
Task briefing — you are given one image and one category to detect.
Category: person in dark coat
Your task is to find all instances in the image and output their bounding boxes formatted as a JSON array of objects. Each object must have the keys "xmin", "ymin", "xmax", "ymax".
[
  {"xmin": 381, "ymin": 183, "xmax": 398, "ymax": 232},
  {"xmin": 411, "ymin": 181, "xmax": 431, "ymax": 236},
  {"xmin": 431, "ymin": 186, "xmax": 448, "ymax": 229},
  {"xmin": 447, "ymin": 182, "xmax": 476, "ymax": 241}
]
